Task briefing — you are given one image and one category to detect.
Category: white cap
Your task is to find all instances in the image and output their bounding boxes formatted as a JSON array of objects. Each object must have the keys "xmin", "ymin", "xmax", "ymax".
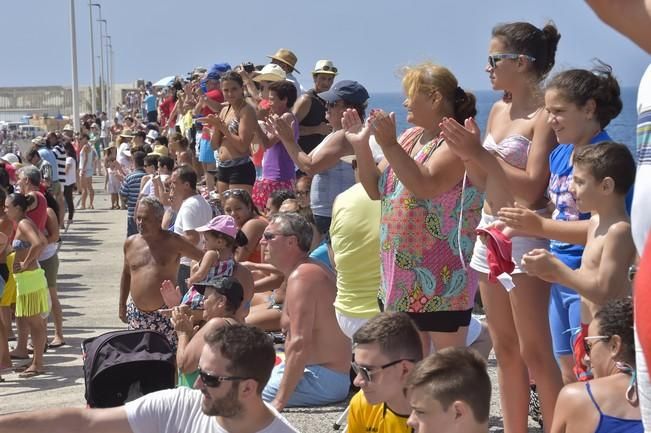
[{"xmin": 1, "ymin": 153, "xmax": 19, "ymax": 164}]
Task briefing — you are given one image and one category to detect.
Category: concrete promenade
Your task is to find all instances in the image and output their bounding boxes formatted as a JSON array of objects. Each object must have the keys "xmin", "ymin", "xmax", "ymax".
[{"xmin": 0, "ymin": 179, "xmax": 541, "ymax": 432}]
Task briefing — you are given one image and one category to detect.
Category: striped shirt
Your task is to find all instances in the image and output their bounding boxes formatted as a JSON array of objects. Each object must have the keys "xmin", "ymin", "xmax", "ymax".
[
  {"xmin": 53, "ymin": 143, "xmax": 67, "ymax": 180},
  {"xmin": 120, "ymin": 168, "xmax": 146, "ymax": 219}
]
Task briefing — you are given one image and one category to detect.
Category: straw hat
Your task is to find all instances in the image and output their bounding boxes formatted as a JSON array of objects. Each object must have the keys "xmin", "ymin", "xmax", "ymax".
[
  {"xmin": 120, "ymin": 129, "xmax": 135, "ymax": 138},
  {"xmin": 148, "ymin": 144, "xmax": 169, "ymax": 157},
  {"xmin": 267, "ymin": 48, "xmax": 299, "ymax": 73}
]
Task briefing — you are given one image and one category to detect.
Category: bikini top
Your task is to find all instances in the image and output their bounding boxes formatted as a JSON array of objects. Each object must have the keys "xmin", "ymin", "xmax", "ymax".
[
  {"xmin": 586, "ymin": 382, "xmax": 643, "ymax": 433},
  {"xmin": 483, "ymin": 133, "xmax": 531, "ymax": 169},
  {"xmin": 12, "ymin": 239, "xmax": 31, "ymax": 250},
  {"xmin": 224, "ymin": 105, "xmax": 240, "ymax": 135}
]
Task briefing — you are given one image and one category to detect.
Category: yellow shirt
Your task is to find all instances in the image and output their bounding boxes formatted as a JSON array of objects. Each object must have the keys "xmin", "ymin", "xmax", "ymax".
[
  {"xmin": 347, "ymin": 390, "xmax": 412, "ymax": 433},
  {"xmin": 331, "ymin": 183, "xmax": 382, "ymax": 318}
]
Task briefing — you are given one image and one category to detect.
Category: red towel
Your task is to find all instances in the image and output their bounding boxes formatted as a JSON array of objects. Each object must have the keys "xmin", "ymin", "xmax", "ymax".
[
  {"xmin": 476, "ymin": 227, "xmax": 515, "ymax": 283},
  {"xmin": 635, "ymin": 236, "xmax": 651, "ymax": 371}
]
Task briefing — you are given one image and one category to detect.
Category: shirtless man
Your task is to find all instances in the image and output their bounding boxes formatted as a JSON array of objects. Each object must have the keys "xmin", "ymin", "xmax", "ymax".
[
  {"xmin": 119, "ymin": 197, "xmax": 203, "ymax": 349},
  {"xmin": 260, "ymin": 212, "xmax": 351, "ymax": 411}
]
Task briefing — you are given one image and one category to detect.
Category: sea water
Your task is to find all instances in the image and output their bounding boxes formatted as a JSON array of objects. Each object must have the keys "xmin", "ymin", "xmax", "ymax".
[{"xmin": 370, "ymin": 87, "xmax": 638, "ymax": 153}]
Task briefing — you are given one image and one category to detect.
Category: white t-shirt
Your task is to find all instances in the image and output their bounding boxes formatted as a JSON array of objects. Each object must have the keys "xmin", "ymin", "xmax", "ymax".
[
  {"xmin": 64, "ymin": 156, "xmax": 77, "ymax": 186},
  {"xmin": 141, "ymin": 174, "xmax": 170, "ymax": 198},
  {"xmin": 117, "ymin": 142, "xmax": 132, "ymax": 171},
  {"xmin": 125, "ymin": 387, "xmax": 299, "ymax": 433},
  {"xmin": 174, "ymin": 194, "xmax": 213, "ymax": 265}
]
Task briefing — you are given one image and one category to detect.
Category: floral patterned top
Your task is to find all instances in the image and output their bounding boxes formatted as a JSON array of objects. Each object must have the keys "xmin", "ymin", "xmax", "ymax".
[{"xmin": 378, "ymin": 127, "xmax": 483, "ymax": 313}]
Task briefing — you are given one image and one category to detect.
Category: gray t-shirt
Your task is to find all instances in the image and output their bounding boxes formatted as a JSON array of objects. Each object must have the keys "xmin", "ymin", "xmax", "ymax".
[{"xmin": 125, "ymin": 387, "xmax": 300, "ymax": 433}]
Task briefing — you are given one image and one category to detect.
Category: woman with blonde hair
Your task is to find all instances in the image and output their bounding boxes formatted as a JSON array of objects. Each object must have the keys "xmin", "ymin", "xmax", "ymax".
[{"xmin": 344, "ymin": 62, "xmax": 482, "ymax": 355}]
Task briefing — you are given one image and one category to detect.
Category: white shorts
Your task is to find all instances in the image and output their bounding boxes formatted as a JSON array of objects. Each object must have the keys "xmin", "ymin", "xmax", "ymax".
[
  {"xmin": 335, "ymin": 310, "xmax": 369, "ymax": 341},
  {"xmin": 469, "ymin": 210, "xmax": 549, "ymax": 275}
]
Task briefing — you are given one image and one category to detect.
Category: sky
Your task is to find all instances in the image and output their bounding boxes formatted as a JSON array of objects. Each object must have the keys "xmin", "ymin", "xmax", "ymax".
[{"xmin": 1, "ymin": 0, "xmax": 649, "ymax": 93}]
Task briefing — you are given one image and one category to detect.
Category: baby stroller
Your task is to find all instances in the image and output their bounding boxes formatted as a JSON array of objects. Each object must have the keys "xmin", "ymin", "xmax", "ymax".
[{"xmin": 82, "ymin": 329, "xmax": 176, "ymax": 408}]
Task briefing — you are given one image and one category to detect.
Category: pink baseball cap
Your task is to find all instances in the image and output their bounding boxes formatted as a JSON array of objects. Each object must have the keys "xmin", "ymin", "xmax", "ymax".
[{"xmin": 196, "ymin": 215, "xmax": 238, "ymax": 238}]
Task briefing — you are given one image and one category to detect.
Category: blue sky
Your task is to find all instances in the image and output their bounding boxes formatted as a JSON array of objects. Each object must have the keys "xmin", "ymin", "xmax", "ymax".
[{"xmin": 2, "ymin": 0, "xmax": 649, "ymax": 92}]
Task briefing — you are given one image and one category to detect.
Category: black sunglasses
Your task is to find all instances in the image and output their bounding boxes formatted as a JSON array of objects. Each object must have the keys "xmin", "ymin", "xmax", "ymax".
[
  {"xmin": 487, "ymin": 53, "xmax": 536, "ymax": 69},
  {"xmin": 262, "ymin": 231, "xmax": 289, "ymax": 241},
  {"xmin": 351, "ymin": 359, "xmax": 414, "ymax": 382},
  {"xmin": 197, "ymin": 368, "xmax": 247, "ymax": 388}
]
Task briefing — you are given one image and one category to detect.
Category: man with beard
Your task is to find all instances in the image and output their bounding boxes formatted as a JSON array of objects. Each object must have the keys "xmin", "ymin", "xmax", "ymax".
[
  {"xmin": 119, "ymin": 197, "xmax": 203, "ymax": 349},
  {"xmin": 0, "ymin": 324, "xmax": 299, "ymax": 433}
]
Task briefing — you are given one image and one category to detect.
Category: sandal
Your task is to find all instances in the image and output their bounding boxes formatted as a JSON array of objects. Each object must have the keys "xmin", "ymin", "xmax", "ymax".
[{"xmin": 18, "ymin": 370, "xmax": 44, "ymax": 378}]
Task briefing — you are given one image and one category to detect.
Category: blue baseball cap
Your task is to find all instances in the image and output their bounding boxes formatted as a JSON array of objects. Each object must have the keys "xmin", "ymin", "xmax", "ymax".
[
  {"xmin": 318, "ymin": 80, "xmax": 369, "ymax": 105},
  {"xmin": 207, "ymin": 62, "xmax": 232, "ymax": 80}
]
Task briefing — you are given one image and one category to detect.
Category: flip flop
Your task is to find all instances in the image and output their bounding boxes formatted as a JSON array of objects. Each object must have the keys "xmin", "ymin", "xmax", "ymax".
[
  {"xmin": 13, "ymin": 363, "xmax": 31, "ymax": 373},
  {"xmin": 48, "ymin": 341, "xmax": 66, "ymax": 349},
  {"xmin": 18, "ymin": 370, "xmax": 44, "ymax": 379}
]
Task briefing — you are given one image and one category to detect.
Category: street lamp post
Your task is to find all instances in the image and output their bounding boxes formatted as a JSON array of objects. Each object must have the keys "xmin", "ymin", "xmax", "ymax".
[
  {"xmin": 97, "ymin": 18, "xmax": 107, "ymax": 114},
  {"xmin": 69, "ymin": 0, "xmax": 80, "ymax": 132},
  {"xmin": 89, "ymin": 2, "xmax": 101, "ymax": 115},
  {"xmin": 105, "ymin": 35, "xmax": 112, "ymax": 118}
]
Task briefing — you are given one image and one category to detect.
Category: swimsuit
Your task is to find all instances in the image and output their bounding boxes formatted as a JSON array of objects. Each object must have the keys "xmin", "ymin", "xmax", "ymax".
[
  {"xmin": 12, "ymin": 239, "xmax": 31, "ymax": 250},
  {"xmin": 483, "ymin": 133, "xmax": 531, "ymax": 169},
  {"xmin": 585, "ymin": 382, "xmax": 643, "ymax": 433},
  {"xmin": 126, "ymin": 297, "xmax": 177, "ymax": 350}
]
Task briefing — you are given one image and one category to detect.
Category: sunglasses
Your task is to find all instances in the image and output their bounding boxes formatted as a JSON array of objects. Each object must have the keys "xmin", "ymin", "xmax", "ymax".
[
  {"xmin": 488, "ymin": 53, "xmax": 536, "ymax": 69},
  {"xmin": 351, "ymin": 359, "xmax": 414, "ymax": 383},
  {"xmin": 197, "ymin": 368, "xmax": 247, "ymax": 388},
  {"xmin": 326, "ymin": 101, "xmax": 341, "ymax": 109},
  {"xmin": 222, "ymin": 189, "xmax": 248, "ymax": 198},
  {"xmin": 262, "ymin": 231, "xmax": 289, "ymax": 241},
  {"xmin": 583, "ymin": 335, "xmax": 610, "ymax": 355},
  {"xmin": 318, "ymin": 65, "xmax": 338, "ymax": 73}
]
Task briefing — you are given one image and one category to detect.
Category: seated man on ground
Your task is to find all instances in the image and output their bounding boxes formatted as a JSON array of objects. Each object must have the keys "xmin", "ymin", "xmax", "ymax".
[
  {"xmin": 120, "ymin": 197, "xmax": 203, "ymax": 350},
  {"xmin": 0, "ymin": 324, "xmax": 299, "ymax": 433},
  {"xmin": 348, "ymin": 312, "xmax": 424, "ymax": 433},
  {"xmin": 172, "ymin": 276, "xmax": 243, "ymax": 388},
  {"xmin": 261, "ymin": 212, "xmax": 351, "ymax": 410},
  {"xmin": 405, "ymin": 347, "xmax": 492, "ymax": 433}
]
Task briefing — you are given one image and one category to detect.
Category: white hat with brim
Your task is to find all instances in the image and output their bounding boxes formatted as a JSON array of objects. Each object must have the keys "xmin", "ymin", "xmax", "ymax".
[
  {"xmin": 62, "ymin": 124, "xmax": 74, "ymax": 132},
  {"xmin": 253, "ymin": 64, "xmax": 287, "ymax": 83},
  {"xmin": 312, "ymin": 59, "xmax": 338, "ymax": 76},
  {"xmin": 1, "ymin": 153, "xmax": 19, "ymax": 164}
]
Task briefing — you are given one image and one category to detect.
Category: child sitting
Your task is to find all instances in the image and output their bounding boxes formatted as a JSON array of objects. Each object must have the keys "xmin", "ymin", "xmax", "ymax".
[
  {"xmin": 160, "ymin": 215, "xmax": 254, "ymax": 321},
  {"xmin": 521, "ymin": 142, "xmax": 637, "ymax": 379}
]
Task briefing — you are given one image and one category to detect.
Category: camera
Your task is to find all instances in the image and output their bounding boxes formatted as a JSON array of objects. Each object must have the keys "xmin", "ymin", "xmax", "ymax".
[{"xmin": 242, "ymin": 62, "xmax": 255, "ymax": 74}]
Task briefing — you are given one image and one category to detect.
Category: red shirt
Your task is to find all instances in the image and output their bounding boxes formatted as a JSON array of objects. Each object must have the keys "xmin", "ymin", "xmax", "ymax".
[
  {"xmin": 159, "ymin": 96, "xmax": 175, "ymax": 127},
  {"xmin": 26, "ymin": 191, "xmax": 47, "ymax": 232},
  {"xmin": 201, "ymin": 89, "xmax": 225, "ymax": 116}
]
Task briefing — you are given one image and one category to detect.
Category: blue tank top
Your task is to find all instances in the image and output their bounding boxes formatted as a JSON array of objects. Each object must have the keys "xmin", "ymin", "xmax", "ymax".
[
  {"xmin": 310, "ymin": 133, "xmax": 356, "ymax": 218},
  {"xmin": 586, "ymin": 382, "xmax": 643, "ymax": 433},
  {"xmin": 548, "ymin": 131, "xmax": 633, "ymax": 268}
]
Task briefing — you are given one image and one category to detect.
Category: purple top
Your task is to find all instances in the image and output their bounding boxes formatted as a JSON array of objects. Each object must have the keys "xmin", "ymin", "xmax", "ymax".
[{"xmin": 262, "ymin": 114, "xmax": 299, "ymax": 181}]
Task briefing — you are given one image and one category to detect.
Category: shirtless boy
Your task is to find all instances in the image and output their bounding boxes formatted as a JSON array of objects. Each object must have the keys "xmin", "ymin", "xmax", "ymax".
[
  {"xmin": 119, "ymin": 197, "xmax": 203, "ymax": 349},
  {"xmin": 522, "ymin": 142, "xmax": 637, "ymax": 375}
]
